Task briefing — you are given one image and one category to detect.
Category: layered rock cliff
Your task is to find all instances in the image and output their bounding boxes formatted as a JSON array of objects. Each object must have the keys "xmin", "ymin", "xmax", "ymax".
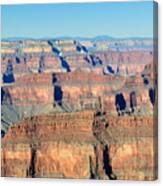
[
  {"xmin": 1, "ymin": 38, "xmax": 157, "ymax": 180},
  {"xmin": 1, "ymin": 111, "xmax": 157, "ymax": 180}
]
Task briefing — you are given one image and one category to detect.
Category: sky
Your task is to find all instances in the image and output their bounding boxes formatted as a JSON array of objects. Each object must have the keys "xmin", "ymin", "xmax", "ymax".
[{"xmin": 1, "ymin": 1, "xmax": 154, "ymax": 39}]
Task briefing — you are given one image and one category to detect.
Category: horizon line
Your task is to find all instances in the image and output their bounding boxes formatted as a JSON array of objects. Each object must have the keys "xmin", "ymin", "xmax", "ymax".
[{"xmin": 1, "ymin": 35, "xmax": 153, "ymax": 41}]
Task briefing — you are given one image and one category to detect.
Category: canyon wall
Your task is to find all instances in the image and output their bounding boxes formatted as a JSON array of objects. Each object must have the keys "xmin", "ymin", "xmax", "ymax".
[
  {"xmin": 1, "ymin": 111, "xmax": 98, "ymax": 178},
  {"xmin": 1, "ymin": 111, "xmax": 157, "ymax": 180},
  {"xmin": 104, "ymin": 115, "xmax": 157, "ymax": 180},
  {"xmin": 1, "ymin": 38, "xmax": 157, "ymax": 180}
]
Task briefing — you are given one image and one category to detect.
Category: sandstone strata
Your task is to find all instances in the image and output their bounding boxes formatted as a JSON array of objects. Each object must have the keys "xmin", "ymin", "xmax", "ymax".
[
  {"xmin": 1, "ymin": 38, "xmax": 157, "ymax": 180},
  {"xmin": 1, "ymin": 110, "xmax": 157, "ymax": 180}
]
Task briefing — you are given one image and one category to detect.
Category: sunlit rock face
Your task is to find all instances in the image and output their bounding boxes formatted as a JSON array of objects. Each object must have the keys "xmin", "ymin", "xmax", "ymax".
[
  {"xmin": 1, "ymin": 38, "xmax": 157, "ymax": 180},
  {"xmin": 104, "ymin": 116, "xmax": 157, "ymax": 180},
  {"xmin": 1, "ymin": 112, "xmax": 157, "ymax": 180},
  {"xmin": 1, "ymin": 111, "xmax": 99, "ymax": 178}
]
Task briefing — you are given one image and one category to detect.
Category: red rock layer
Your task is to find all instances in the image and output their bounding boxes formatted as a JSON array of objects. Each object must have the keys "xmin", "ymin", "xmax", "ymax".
[
  {"xmin": 2, "ymin": 71, "xmax": 154, "ymax": 114},
  {"xmin": 1, "ymin": 111, "xmax": 157, "ymax": 180}
]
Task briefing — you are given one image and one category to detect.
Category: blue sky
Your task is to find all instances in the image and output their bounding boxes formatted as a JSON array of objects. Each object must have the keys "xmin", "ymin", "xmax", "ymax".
[{"xmin": 1, "ymin": 1, "xmax": 154, "ymax": 38}]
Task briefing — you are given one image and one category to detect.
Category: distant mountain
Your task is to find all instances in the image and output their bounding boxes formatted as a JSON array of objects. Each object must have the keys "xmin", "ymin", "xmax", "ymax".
[
  {"xmin": 92, "ymin": 35, "xmax": 114, "ymax": 41},
  {"xmin": 2, "ymin": 37, "xmax": 35, "ymax": 41},
  {"xmin": 1, "ymin": 35, "xmax": 152, "ymax": 42}
]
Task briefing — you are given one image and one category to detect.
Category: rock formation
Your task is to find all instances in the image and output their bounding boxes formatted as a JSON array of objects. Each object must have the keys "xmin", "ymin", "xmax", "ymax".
[
  {"xmin": 1, "ymin": 38, "xmax": 157, "ymax": 180},
  {"xmin": 1, "ymin": 111, "xmax": 157, "ymax": 180}
]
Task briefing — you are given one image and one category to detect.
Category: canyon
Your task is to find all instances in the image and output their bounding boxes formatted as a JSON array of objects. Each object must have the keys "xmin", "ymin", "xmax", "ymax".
[{"xmin": 1, "ymin": 38, "xmax": 157, "ymax": 180}]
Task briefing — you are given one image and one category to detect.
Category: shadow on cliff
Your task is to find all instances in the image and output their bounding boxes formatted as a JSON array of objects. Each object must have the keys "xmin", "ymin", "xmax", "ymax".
[
  {"xmin": 1, "ymin": 87, "xmax": 12, "ymax": 105},
  {"xmin": 48, "ymin": 40, "xmax": 60, "ymax": 56},
  {"xmin": 38, "ymin": 52, "xmax": 45, "ymax": 73},
  {"xmin": 107, "ymin": 65, "xmax": 115, "ymax": 74},
  {"xmin": 28, "ymin": 146, "xmax": 36, "ymax": 178},
  {"xmin": 149, "ymin": 88, "xmax": 155, "ymax": 106},
  {"xmin": 103, "ymin": 145, "xmax": 117, "ymax": 180},
  {"xmin": 115, "ymin": 93, "xmax": 126, "ymax": 116},
  {"xmin": 3, "ymin": 60, "xmax": 15, "ymax": 84},
  {"xmin": 52, "ymin": 73, "xmax": 63, "ymax": 106},
  {"xmin": 1, "ymin": 130, "xmax": 5, "ymax": 138},
  {"xmin": 59, "ymin": 56, "xmax": 71, "ymax": 72},
  {"xmin": 130, "ymin": 91, "xmax": 137, "ymax": 113}
]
